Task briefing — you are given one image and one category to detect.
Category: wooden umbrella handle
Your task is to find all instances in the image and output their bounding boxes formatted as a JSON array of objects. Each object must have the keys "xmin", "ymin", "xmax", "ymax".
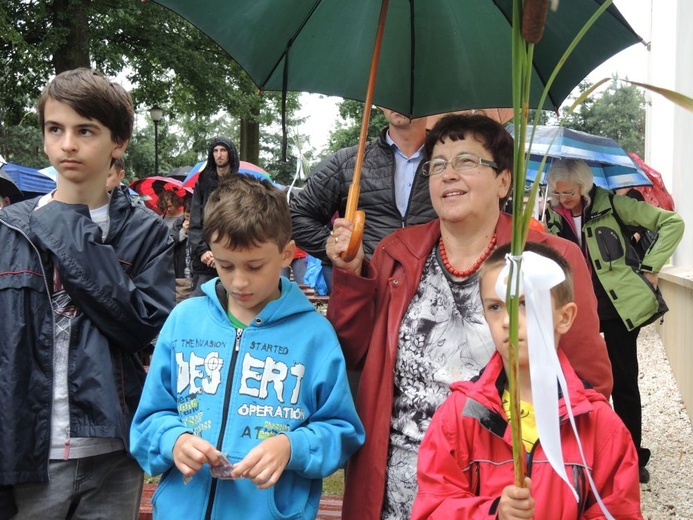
[
  {"xmin": 342, "ymin": 183, "xmax": 365, "ymax": 262},
  {"xmin": 343, "ymin": 211, "xmax": 365, "ymax": 262}
]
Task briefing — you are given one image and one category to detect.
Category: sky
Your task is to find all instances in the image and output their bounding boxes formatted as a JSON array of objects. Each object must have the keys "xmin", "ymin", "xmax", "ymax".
[{"xmin": 296, "ymin": 0, "xmax": 652, "ymax": 156}]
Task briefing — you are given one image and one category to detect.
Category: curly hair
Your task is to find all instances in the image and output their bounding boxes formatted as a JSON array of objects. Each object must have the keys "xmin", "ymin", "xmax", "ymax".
[{"xmin": 157, "ymin": 189, "xmax": 184, "ymax": 214}]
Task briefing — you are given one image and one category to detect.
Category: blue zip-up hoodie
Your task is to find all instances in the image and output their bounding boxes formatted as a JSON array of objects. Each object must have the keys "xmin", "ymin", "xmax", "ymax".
[{"xmin": 131, "ymin": 277, "xmax": 364, "ymax": 520}]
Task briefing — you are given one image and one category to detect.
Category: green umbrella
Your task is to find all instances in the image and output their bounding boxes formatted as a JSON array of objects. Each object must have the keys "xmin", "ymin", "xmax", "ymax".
[
  {"xmin": 153, "ymin": 0, "xmax": 641, "ymax": 261},
  {"xmin": 152, "ymin": 0, "xmax": 641, "ymax": 116}
]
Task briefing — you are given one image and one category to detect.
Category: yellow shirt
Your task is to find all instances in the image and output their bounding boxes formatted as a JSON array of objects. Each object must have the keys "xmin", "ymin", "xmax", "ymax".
[{"xmin": 502, "ymin": 388, "xmax": 538, "ymax": 453}]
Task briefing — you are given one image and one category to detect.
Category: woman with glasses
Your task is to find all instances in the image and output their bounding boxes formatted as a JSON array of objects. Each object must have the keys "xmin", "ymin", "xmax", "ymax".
[
  {"xmin": 325, "ymin": 114, "xmax": 613, "ymax": 520},
  {"xmin": 545, "ymin": 158, "xmax": 684, "ymax": 484}
]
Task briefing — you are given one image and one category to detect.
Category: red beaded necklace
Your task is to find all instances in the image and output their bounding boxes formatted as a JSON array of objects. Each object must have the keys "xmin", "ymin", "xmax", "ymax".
[{"xmin": 438, "ymin": 233, "xmax": 497, "ymax": 278}]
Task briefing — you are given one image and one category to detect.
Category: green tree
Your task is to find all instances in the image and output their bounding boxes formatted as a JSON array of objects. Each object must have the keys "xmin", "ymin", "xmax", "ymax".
[
  {"xmin": 528, "ymin": 109, "xmax": 555, "ymax": 126},
  {"xmin": 562, "ymin": 78, "xmax": 646, "ymax": 157},
  {"xmin": 0, "ymin": 0, "xmax": 304, "ymax": 172},
  {"xmin": 326, "ymin": 101, "xmax": 389, "ymax": 153}
]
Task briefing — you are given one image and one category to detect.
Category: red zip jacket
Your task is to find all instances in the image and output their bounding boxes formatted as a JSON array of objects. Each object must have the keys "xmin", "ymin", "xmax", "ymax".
[
  {"xmin": 328, "ymin": 213, "xmax": 613, "ymax": 520},
  {"xmin": 411, "ymin": 351, "xmax": 641, "ymax": 520}
]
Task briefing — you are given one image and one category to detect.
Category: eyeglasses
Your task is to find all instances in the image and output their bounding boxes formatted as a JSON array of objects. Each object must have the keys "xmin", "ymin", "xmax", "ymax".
[
  {"xmin": 549, "ymin": 188, "xmax": 579, "ymax": 198},
  {"xmin": 422, "ymin": 152, "xmax": 498, "ymax": 177}
]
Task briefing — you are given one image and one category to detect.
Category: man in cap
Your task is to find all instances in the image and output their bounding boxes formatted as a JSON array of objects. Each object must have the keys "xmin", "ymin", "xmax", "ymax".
[{"xmin": 188, "ymin": 136, "xmax": 240, "ymax": 295}]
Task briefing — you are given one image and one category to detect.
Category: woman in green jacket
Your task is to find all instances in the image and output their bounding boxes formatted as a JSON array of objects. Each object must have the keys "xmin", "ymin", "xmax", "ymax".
[{"xmin": 546, "ymin": 158, "xmax": 684, "ymax": 484}]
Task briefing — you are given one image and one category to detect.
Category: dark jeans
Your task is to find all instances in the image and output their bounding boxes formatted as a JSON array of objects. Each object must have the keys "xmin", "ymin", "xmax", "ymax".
[
  {"xmin": 601, "ymin": 317, "xmax": 643, "ymax": 451},
  {"xmin": 13, "ymin": 451, "xmax": 143, "ymax": 520}
]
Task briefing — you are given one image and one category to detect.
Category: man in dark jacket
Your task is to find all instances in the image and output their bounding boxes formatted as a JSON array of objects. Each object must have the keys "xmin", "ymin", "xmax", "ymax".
[
  {"xmin": 290, "ymin": 109, "xmax": 436, "ymax": 292},
  {"xmin": 0, "ymin": 68, "xmax": 174, "ymax": 519},
  {"xmin": 188, "ymin": 135, "xmax": 240, "ymax": 295}
]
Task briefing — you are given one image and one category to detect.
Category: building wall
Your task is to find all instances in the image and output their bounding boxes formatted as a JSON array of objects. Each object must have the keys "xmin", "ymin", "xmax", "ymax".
[
  {"xmin": 657, "ymin": 269, "xmax": 693, "ymax": 421},
  {"xmin": 645, "ymin": 1, "xmax": 676, "ymax": 187},
  {"xmin": 671, "ymin": 0, "xmax": 693, "ymax": 266},
  {"xmin": 650, "ymin": 0, "xmax": 693, "ymax": 423}
]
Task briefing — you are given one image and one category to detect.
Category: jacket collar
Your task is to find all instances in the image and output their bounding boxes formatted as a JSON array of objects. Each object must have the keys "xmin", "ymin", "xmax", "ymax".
[
  {"xmin": 0, "ymin": 195, "xmax": 38, "ymax": 232},
  {"xmin": 105, "ymin": 186, "xmax": 140, "ymax": 238},
  {"xmin": 0, "ymin": 187, "xmax": 137, "ymax": 240},
  {"xmin": 201, "ymin": 276, "xmax": 316, "ymax": 329},
  {"xmin": 458, "ymin": 349, "xmax": 601, "ymax": 439},
  {"xmin": 383, "ymin": 219, "xmax": 441, "ymax": 262}
]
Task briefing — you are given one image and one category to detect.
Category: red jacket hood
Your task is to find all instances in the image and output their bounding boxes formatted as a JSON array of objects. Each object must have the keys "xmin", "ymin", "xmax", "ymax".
[{"xmin": 450, "ymin": 350, "xmax": 606, "ymax": 421}]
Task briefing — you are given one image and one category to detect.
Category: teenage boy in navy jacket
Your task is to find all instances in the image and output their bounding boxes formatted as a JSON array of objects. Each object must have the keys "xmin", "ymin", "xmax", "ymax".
[{"xmin": 0, "ymin": 68, "xmax": 174, "ymax": 519}]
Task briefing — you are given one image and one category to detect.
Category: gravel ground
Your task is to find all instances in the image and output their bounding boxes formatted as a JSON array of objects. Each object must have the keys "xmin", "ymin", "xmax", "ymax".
[{"xmin": 638, "ymin": 324, "xmax": 693, "ymax": 519}]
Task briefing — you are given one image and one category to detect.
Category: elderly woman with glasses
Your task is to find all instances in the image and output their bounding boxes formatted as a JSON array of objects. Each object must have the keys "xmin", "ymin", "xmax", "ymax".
[
  {"xmin": 545, "ymin": 158, "xmax": 684, "ymax": 484},
  {"xmin": 325, "ymin": 114, "xmax": 613, "ymax": 520}
]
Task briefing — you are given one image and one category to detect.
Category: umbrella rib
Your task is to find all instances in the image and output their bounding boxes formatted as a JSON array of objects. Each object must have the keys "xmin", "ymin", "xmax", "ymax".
[{"xmin": 258, "ymin": 0, "xmax": 325, "ymax": 89}]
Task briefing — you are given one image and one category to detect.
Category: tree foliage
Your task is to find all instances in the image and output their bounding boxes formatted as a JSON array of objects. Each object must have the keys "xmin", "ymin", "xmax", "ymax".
[
  {"xmin": 326, "ymin": 100, "xmax": 389, "ymax": 153},
  {"xmin": 563, "ymin": 78, "xmax": 646, "ymax": 157},
  {"xmin": 0, "ymin": 0, "xmax": 305, "ymax": 179}
]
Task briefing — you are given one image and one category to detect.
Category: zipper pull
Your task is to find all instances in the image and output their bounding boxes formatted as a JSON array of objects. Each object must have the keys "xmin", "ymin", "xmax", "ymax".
[
  {"xmin": 234, "ymin": 328, "xmax": 243, "ymax": 352},
  {"xmin": 62, "ymin": 426, "xmax": 71, "ymax": 460}
]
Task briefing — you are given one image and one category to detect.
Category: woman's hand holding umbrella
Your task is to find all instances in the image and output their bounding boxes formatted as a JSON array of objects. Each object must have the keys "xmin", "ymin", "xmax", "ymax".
[{"xmin": 327, "ymin": 217, "xmax": 364, "ymax": 275}]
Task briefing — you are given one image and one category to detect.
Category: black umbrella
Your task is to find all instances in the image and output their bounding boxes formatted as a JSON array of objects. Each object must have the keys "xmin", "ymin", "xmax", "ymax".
[
  {"xmin": 0, "ymin": 166, "xmax": 24, "ymax": 201},
  {"xmin": 165, "ymin": 165, "xmax": 193, "ymax": 182}
]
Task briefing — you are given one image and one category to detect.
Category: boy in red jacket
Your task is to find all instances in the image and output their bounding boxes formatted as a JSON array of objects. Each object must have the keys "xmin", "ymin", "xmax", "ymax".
[{"xmin": 412, "ymin": 242, "xmax": 641, "ymax": 520}]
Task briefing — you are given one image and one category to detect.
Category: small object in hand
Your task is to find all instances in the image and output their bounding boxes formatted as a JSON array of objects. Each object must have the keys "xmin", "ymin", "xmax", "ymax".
[
  {"xmin": 210, "ymin": 452, "xmax": 236, "ymax": 480},
  {"xmin": 334, "ymin": 236, "xmax": 339, "ymax": 244}
]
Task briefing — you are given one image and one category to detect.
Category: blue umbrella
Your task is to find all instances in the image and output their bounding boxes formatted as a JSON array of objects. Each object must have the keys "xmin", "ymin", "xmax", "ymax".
[
  {"xmin": 2, "ymin": 162, "xmax": 56, "ymax": 194},
  {"xmin": 507, "ymin": 125, "xmax": 652, "ymax": 190}
]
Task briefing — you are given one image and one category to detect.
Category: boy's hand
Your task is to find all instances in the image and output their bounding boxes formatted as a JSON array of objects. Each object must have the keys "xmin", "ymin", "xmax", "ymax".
[
  {"xmin": 231, "ymin": 434, "xmax": 291, "ymax": 489},
  {"xmin": 498, "ymin": 477, "xmax": 535, "ymax": 520},
  {"xmin": 172, "ymin": 433, "xmax": 220, "ymax": 479}
]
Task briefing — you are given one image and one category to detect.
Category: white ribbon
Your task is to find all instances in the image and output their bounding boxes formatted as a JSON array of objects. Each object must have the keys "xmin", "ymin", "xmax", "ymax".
[{"xmin": 496, "ymin": 251, "xmax": 614, "ymax": 519}]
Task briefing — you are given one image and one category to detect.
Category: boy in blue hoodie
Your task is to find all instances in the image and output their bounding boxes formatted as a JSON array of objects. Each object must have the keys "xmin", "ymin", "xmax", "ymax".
[{"xmin": 131, "ymin": 174, "xmax": 365, "ymax": 519}]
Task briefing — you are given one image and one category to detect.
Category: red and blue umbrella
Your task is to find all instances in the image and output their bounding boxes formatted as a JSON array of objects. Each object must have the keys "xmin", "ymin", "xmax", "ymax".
[
  {"xmin": 129, "ymin": 176, "xmax": 193, "ymax": 215},
  {"xmin": 182, "ymin": 160, "xmax": 271, "ymax": 189}
]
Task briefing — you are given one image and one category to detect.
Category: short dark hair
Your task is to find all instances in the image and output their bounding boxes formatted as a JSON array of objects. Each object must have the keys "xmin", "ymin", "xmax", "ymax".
[
  {"xmin": 425, "ymin": 114, "xmax": 514, "ymax": 203},
  {"xmin": 480, "ymin": 241, "xmax": 574, "ymax": 306},
  {"xmin": 38, "ymin": 68, "xmax": 134, "ymax": 146},
  {"xmin": 112, "ymin": 157, "xmax": 125, "ymax": 172},
  {"xmin": 203, "ymin": 175, "xmax": 291, "ymax": 251}
]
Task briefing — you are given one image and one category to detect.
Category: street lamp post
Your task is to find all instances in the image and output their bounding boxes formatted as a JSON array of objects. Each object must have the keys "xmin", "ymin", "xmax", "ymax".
[{"xmin": 149, "ymin": 106, "xmax": 164, "ymax": 175}]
